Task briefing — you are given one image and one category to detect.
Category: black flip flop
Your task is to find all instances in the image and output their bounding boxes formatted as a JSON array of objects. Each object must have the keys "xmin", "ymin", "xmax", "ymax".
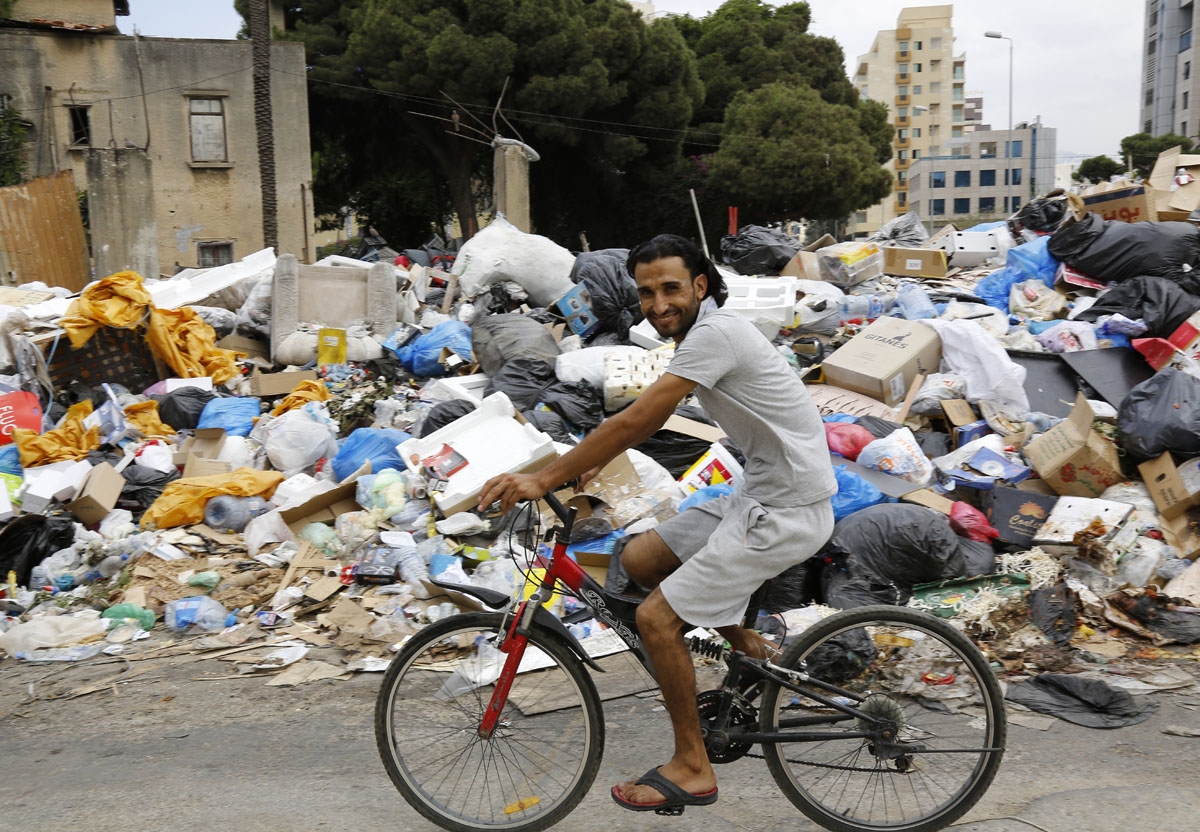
[{"xmin": 611, "ymin": 766, "xmax": 718, "ymax": 816}]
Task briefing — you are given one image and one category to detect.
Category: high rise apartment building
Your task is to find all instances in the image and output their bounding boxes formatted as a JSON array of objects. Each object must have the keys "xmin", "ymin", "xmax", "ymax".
[
  {"xmin": 1141, "ymin": 0, "xmax": 1200, "ymax": 139},
  {"xmin": 850, "ymin": 5, "xmax": 966, "ymax": 236}
]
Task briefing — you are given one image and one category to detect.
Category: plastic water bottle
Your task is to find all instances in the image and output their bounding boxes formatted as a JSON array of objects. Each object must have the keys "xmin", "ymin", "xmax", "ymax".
[
  {"xmin": 164, "ymin": 596, "xmax": 236, "ymax": 632},
  {"xmin": 97, "ymin": 554, "xmax": 128, "ymax": 578},
  {"xmin": 895, "ymin": 283, "xmax": 937, "ymax": 320},
  {"xmin": 837, "ymin": 294, "xmax": 885, "ymax": 322},
  {"xmin": 203, "ymin": 495, "xmax": 273, "ymax": 532}
]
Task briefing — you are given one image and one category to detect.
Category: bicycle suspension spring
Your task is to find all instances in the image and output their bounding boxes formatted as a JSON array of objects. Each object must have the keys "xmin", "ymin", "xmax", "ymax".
[{"xmin": 688, "ymin": 636, "xmax": 726, "ymax": 660}]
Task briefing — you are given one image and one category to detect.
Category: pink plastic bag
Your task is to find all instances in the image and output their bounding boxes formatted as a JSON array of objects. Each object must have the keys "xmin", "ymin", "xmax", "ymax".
[
  {"xmin": 950, "ymin": 501, "xmax": 1000, "ymax": 543},
  {"xmin": 824, "ymin": 423, "xmax": 876, "ymax": 462}
]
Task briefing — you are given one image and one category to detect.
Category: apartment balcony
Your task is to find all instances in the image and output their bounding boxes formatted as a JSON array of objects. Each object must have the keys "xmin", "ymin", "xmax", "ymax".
[
  {"xmin": 895, "ymin": 116, "xmax": 910, "ymax": 127},
  {"xmin": 893, "ymin": 200, "xmax": 909, "ymax": 214},
  {"xmin": 895, "ymin": 72, "xmax": 910, "ymax": 83},
  {"xmin": 895, "ymin": 94, "xmax": 910, "ymax": 106},
  {"xmin": 894, "ymin": 136, "xmax": 910, "ymax": 149},
  {"xmin": 894, "ymin": 180, "xmax": 909, "ymax": 191},
  {"xmin": 895, "ymin": 50, "xmax": 910, "ymax": 61},
  {"xmin": 895, "ymin": 158, "xmax": 911, "ymax": 171}
]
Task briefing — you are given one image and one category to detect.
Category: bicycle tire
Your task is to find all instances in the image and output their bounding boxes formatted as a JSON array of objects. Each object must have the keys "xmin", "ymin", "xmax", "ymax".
[
  {"xmin": 760, "ymin": 605, "xmax": 1005, "ymax": 832},
  {"xmin": 375, "ymin": 611, "xmax": 604, "ymax": 832}
]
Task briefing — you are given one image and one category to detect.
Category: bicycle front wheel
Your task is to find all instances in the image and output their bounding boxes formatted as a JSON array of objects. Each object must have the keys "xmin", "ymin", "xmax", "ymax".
[
  {"xmin": 375, "ymin": 611, "xmax": 604, "ymax": 832},
  {"xmin": 760, "ymin": 606, "xmax": 1005, "ymax": 832}
]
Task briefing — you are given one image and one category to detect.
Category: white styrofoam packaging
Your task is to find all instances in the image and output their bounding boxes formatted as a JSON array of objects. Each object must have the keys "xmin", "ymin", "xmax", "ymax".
[
  {"xmin": 397, "ymin": 392, "xmax": 557, "ymax": 516},
  {"xmin": 935, "ymin": 231, "xmax": 1004, "ymax": 269},
  {"xmin": 1031, "ymin": 496, "xmax": 1137, "ymax": 556},
  {"xmin": 19, "ymin": 460, "xmax": 93, "ymax": 515},
  {"xmin": 603, "ymin": 350, "xmax": 672, "ymax": 411},
  {"xmin": 431, "ymin": 373, "xmax": 491, "ymax": 405},
  {"xmin": 630, "ymin": 318, "xmax": 669, "ymax": 349},
  {"xmin": 725, "ymin": 276, "xmax": 798, "ymax": 338}
]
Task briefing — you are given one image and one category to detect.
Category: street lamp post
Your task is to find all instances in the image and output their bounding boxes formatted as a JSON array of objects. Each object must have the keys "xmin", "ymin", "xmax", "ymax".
[{"xmin": 985, "ymin": 31, "xmax": 1014, "ymax": 214}]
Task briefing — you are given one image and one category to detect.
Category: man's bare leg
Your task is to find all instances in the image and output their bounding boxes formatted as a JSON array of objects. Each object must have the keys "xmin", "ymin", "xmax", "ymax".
[
  {"xmin": 614, "ymin": 587, "xmax": 717, "ymax": 804},
  {"xmin": 716, "ymin": 625, "xmax": 781, "ymax": 661}
]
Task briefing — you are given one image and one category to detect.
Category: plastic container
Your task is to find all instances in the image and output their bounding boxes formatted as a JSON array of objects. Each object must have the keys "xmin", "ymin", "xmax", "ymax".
[
  {"xmin": 97, "ymin": 554, "xmax": 127, "ymax": 578},
  {"xmin": 203, "ymin": 495, "xmax": 273, "ymax": 533},
  {"xmin": 895, "ymin": 283, "xmax": 937, "ymax": 320},
  {"xmin": 837, "ymin": 294, "xmax": 885, "ymax": 323},
  {"xmin": 164, "ymin": 596, "xmax": 236, "ymax": 632}
]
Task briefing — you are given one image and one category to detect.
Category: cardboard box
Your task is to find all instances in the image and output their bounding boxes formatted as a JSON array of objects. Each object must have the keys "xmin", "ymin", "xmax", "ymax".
[
  {"xmin": 883, "ymin": 247, "xmax": 948, "ymax": 279},
  {"xmin": 1148, "ymin": 146, "xmax": 1200, "ymax": 214},
  {"xmin": 781, "ymin": 234, "xmax": 837, "ymax": 280},
  {"xmin": 21, "ymin": 460, "xmax": 93, "ymax": 514},
  {"xmin": 1139, "ymin": 452, "xmax": 1200, "ymax": 559},
  {"xmin": 250, "ymin": 370, "xmax": 319, "ymax": 398},
  {"xmin": 1080, "ymin": 180, "xmax": 1156, "ymax": 223},
  {"xmin": 982, "ymin": 486, "xmax": 1058, "ymax": 547},
  {"xmin": 1022, "ymin": 393, "xmax": 1123, "ymax": 498},
  {"xmin": 821, "ymin": 317, "xmax": 942, "ymax": 406},
  {"xmin": 279, "ymin": 477, "xmax": 362, "ymax": 535},
  {"xmin": 66, "ymin": 463, "xmax": 127, "ymax": 526},
  {"xmin": 555, "ymin": 283, "xmax": 602, "ymax": 338},
  {"xmin": 174, "ymin": 428, "xmax": 233, "ymax": 479},
  {"xmin": 217, "ymin": 334, "xmax": 270, "ymax": 360}
]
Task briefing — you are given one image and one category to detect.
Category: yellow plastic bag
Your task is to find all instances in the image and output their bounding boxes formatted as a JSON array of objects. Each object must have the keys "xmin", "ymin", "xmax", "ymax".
[
  {"xmin": 58, "ymin": 271, "xmax": 153, "ymax": 348},
  {"xmin": 123, "ymin": 401, "xmax": 176, "ymax": 436},
  {"xmin": 271, "ymin": 379, "xmax": 331, "ymax": 417},
  {"xmin": 139, "ymin": 467, "xmax": 283, "ymax": 530},
  {"xmin": 146, "ymin": 307, "xmax": 241, "ymax": 386},
  {"xmin": 12, "ymin": 401, "xmax": 100, "ymax": 467}
]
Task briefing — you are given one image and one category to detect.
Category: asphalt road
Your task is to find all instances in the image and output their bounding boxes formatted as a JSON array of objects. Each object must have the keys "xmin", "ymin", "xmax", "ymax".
[{"xmin": 1, "ymin": 643, "xmax": 1197, "ymax": 832}]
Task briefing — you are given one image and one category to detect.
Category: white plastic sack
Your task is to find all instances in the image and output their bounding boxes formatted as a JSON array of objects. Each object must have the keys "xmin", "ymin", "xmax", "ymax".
[
  {"xmin": 451, "ymin": 216, "xmax": 575, "ymax": 306},
  {"xmin": 556, "ymin": 346, "xmax": 647, "ymax": 388},
  {"xmin": 1036, "ymin": 321, "xmax": 1098, "ymax": 353},
  {"xmin": 244, "ymin": 509, "xmax": 297, "ymax": 558},
  {"xmin": 857, "ymin": 428, "xmax": 935, "ymax": 487},
  {"xmin": 939, "ymin": 301, "xmax": 1008, "ymax": 337},
  {"xmin": 793, "ymin": 279, "xmax": 844, "ymax": 335},
  {"xmin": 263, "ymin": 405, "xmax": 340, "ymax": 478},
  {"xmin": 0, "ymin": 611, "xmax": 108, "ymax": 658},
  {"xmin": 1009, "ymin": 280, "xmax": 1066, "ymax": 321},
  {"xmin": 919, "ymin": 319, "xmax": 1029, "ymax": 416},
  {"xmin": 909, "ymin": 373, "xmax": 967, "ymax": 415}
]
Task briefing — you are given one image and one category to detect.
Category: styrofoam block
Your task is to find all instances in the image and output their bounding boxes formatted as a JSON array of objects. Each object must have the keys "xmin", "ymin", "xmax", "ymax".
[
  {"xmin": 397, "ymin": 392, "xmax": 556, "ymax": 515},
  {"xmin": 434, "ymin": 373, "xmax": 491, "ymax": 405},
  {"xmin": 604, "ymin": 351, "xmax": 672, "ymax": 411},
  {"xmin": 630, "ymin": 318, "xmax": 669, "ymax": 349}
]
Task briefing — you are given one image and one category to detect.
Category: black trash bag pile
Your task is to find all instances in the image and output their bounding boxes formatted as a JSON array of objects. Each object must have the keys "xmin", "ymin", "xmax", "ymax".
[
  {"xmin": 158, "ymin": 387, "xmax": 218, "ymax": 430},
  {"xmin": 1116, "ymin": 368, "xmax": 1200, "ymax": 460},
  {"xmin": 415, "ymin": 400, "xmax": 476, "ymax": 438},
  {"xmin": 1012, "ymin": 191, "xmax": 1073, "ymax": 233},
  {"xmin": 720, "ymin": 225, "xmax": 800, "ymax": 275},
  {"xmin": 471, "ymin": 313, "xmax": 560, "ymax": 377},
  {"xmin": 0, "ymin": 515, "xmax": 78, "ymax": 589},
  {"xmin": 867, "ymin": 211, "xmax": 929, "ymax": 247},
  {"xmin": 1048, "ymin": 214, "xmax": 1200, "ymax": 283},
  {"xmin": 569, "ymin": 249, "xmax": 642, "ymax": 342},
  {"xmin": 634, "ymin": 405, "xmax": 720, "ymax": 478},
  {"xmin": 1029, "ymin": 584, "xmax": 1077, "ymax": 647},
  {"xmin": 120, "ymin": 466, "xmax": 182, "ymax": 515},
  {"xmin": 761, "ymin": 561, "xmax": 816, "ymax": 613},
  {"xmin": 821, "ymin": 504, "xmax": 995, "ymax": 609},
  {"xmin": 483, "ymin": 358, "xmax": 603, "ymax": 432},
  {"xmin": 1109, "ymin": 590, "xmax": 1200, "ymax": 644},
  {"xmin": 1005, "ymin": 674, "xmax": 1157, "ymax": 728},
  {"xmin": 1072, "ymin": 275, "xmax": 1200, "ymax": 338}
]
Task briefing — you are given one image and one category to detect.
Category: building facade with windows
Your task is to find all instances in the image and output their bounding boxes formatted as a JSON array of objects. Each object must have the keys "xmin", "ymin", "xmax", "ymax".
[
  {"xmin": 850, "ymin": 5, "xmax": 967, "ymax": 236},
  {"xmin": 1141, "ymin": 0, "xmax": 1200, "ymax": 139},
  {"xmin": 0, "ymin": 0, "xmax": 314, "ymax": 276},
  {"xmin": 905, "ymin": 123, "xmax": 1057, "ymax": 223}
]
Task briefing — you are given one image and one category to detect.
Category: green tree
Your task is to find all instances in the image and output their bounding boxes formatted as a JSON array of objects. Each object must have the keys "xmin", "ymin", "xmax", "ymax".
[
  {"xmin": 1120, "ymin": 132, "xmax": 1194, "ymax": 179},
  {"xmin": 1073, "ymin": 155, "xmax": 1126, "ymax": 184},
  {"xmin": 0, "ymin": 1, "xmax": 15, "ymax": 21},
  {"xmin": 0, "ymin": 105, "xmax": 29, "ymax": 187},
  {"xmin": 706, "ymin": 83, "xmax": 892, "ymax": 222}
]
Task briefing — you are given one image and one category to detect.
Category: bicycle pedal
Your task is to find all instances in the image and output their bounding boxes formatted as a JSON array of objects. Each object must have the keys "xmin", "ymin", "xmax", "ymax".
[{"xmin": 653, "ymin": 806, "xmax": 685, "ymax": 816}]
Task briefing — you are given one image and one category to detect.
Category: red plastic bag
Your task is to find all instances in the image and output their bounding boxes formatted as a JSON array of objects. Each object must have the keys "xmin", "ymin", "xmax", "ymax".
[
  {"xmin": 824, "ymin": 422, "xmax": 877, "ymax": 462},
  {"xmin": 0, "ymin": 391, "xmax": 44, "ymax": 446},
  {"xmin": 950, "ymin": 501, "xmax": 1000, "ymax": 543}
]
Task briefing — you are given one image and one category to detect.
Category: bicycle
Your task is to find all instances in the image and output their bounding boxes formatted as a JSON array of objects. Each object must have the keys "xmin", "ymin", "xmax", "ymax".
[{"xmin": 375, "ymin": 491, "xmax": 1006, "ymax": 832}]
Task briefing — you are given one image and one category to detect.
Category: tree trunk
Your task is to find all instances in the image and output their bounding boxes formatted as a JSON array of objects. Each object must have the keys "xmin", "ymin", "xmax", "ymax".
[
  {"xmin": 250, "ymin": 0, "xmax": 278, "ymax": 253},
  {"xmin": 402, "ymin": 112, "xmax": 478, "ymax": 239}
]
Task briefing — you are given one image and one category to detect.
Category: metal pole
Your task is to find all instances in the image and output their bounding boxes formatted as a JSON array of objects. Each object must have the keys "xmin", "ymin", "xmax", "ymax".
[{"xmin": 1007, "ymin": 38, "xmax": 1013, "ymax": 214}]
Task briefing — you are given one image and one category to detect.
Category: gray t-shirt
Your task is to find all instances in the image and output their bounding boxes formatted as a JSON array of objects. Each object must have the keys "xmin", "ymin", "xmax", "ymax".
[{"xmin": 666, "ymin": 308, "xmax": 837, "ymax": 507}]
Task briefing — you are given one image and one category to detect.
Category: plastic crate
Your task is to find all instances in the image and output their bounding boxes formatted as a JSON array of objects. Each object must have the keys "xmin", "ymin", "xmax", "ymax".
[{"xmin": 32, "ymin": 326, "xmax": 166, "ymax": 395}]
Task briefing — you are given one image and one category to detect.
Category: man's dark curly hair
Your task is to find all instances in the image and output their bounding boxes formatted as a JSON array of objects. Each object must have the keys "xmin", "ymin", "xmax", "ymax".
[{"xmin": 625, "ymin": 234, "xmax": 727, "ymax": 307}]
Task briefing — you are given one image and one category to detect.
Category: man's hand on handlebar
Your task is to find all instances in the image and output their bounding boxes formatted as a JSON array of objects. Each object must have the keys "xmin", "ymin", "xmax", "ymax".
[{"xmin": 478, "ymin": 472, "xmax": 547, "ymax": 514}]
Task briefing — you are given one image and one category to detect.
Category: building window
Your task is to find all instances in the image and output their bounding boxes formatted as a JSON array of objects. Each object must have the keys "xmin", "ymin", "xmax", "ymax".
[
  {"xmin": 953, "ymin": 64, "xmax": 964, "ymax": 80},
  {"xmin": 1187, "ymin": 61, "xmax": 1192, "ymax": 81},
  {"xmin": 1005, "ymin": 168, "xmax": 1023, "ymax": 186},
  {"xmin": 189, "ymin": 97, "xmax": 228, "ymax": 163},
  {"xmin": 1185, "ymin": 121, "xmax": 1190, "ymax": 136},
  {"xmin": 1011, "ymin": 197, "xmax": 1022, "ymax": 211},
  {"xmin": 898, "ymin": 107, "xmax": 908, "ymax": 118},
  {"xmin": 854, "ymin": 211, "xmax": 868, "ymax": 224},
  {"xmin": 67, "ymin": 106, "xmax": 91, "ymax": 147},
  {"xmin": 1185, "ymin": 92, "xmax": 1190, "ymax": 110},
  {"xmin": 913, "ymin": 149, "xmax": 921, "ymax": 159},
  {"xmin": 1182, "ymin": 30, "xmax": 1193, "ymax": 51},
  {"xmin": 980, "ymin": 169, "xmax": 997, "ymax": 186},
  {"xmin": 899, "ymin": 63, "xmax": 909, "ymax": 74},
  {"xmin": 899, "ymin": 85, "xmax": 909, "ymax": 96},
  {"xmin": 951, "ymin": 126, "xmax": 964, "ymax": 138},
  {"xmin": 914, "ymin": 41, "xmax": 923, "ymax": 50},
  {"xmin": 931, "ymin": 171, "xmax": 946, "ymax": 188},
  {"xmin": 979, "ymin": 196, "xmax": 996, "ymax": 213},
  {"xmin": 931, "ymin": 199, "xmax": 946, "ymax": 216},
  {"xmin": 1146, "ymin": 88, "xmax": 1155, "ymax": 106},
  {"xmin": 912, "ymin": 128, "xmax": 921, "ymax": 137},
  {"xmin": 952, "ymin": 107, "xmax": 964, "ymax": 123},
  {"xmin": 897, "ymin": 171, "xmax": 908, "ymax": 185},
  {"xmin": 897, "ymin": 128, "xmax": 908, "ymax": 139},
  {"xmin": 898, "ymin": 150, "xmax": 908, "ymax": 161},
  {"xmin": 899, "ymin": 40, "xmax": 909, "ymax": 51},
  {"xmin": 954, "ymin": 198, "xmax": 970, "ymax": 214},
  {"xmin": 1006, "ymin": 140, "xmax": 1023, "ymax": 158},
  {"xmin": 914, "ymin": 63, "xmax": 922, "ymax": 72},
  {"xmin": 1149, "ymin": 38, "xmax": 1157, "ymax": 55},
  {"xmin": 898, "ymin": 192, "xmax": 908, "ymax": 206},
  {"xmin": 197, "ymin": 241, "xmax": 234, "ymax": 268},
  {"xmin": 1146, "ymin": 119, "xmax": 1153, "ymax": 132},
  {"xmin": 913, "ymin": 85, "xmax": 922, "ymax": 95},
  {"xmin": 954, "ymin": 170, "xmax": 971, "ymax": 187}
]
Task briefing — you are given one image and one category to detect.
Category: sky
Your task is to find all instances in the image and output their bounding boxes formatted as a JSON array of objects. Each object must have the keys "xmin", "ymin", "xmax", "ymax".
[{"xmin": 120, "ymin": 1, "xmax": 1145, "ymax": 165}]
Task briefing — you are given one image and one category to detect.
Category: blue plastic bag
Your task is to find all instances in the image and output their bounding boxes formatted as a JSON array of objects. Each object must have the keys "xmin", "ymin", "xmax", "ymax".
[
  {"xmin": 0, "ymin": 444, "xmax": 20, "ymax": 476},
  {"xmin": 332, "ymin": 427, "xmax": 412, "ymax": 482},
  {"xmin": 964, "ymin": 221, "xmax": 1007, "ymax": 233},
  {"xmin": 197, "ymin": 397, "xmax": 261, "ymax": 437},
  {"xmin": 975, "ymin": 267, "xmax": 1023, "ymax": 312},
  {"xmin": 396, "ymin": 321, "xmax": 474, "ymax": 377},
  {"xmin": 678, "ymin": 483, "xmax": 735, "ymax": 513},
  {"xmin": 1007, "ymin": 236, "xmax": 1058, "ymax": 288},
  {"xmin": 830, "ymin": 465, "xmax": 885, "ymax": 521}
]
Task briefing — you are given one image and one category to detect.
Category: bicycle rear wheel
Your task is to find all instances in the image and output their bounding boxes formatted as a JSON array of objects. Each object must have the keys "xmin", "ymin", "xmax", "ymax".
[
  {"xmin": 760, "ymin": 606, "xmax": 1005, "ymax": 832},
  {"xmin": 375, "ymin": 611, "xmax": 604, "ymax": 832}
]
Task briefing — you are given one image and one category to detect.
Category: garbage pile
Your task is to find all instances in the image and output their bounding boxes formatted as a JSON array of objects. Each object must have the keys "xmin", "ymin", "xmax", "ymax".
[{"xmin": 1, "ymin": 187, "xmax": 1199, "ymax": 705}]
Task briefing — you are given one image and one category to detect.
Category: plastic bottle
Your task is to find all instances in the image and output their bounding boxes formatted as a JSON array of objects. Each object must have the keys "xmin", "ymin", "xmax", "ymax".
[
  {"xmin": 203, "ymin": 495, "xmax": 273, "ymax": 533},
  {"xmin": 164, "ymin": 596, "xmax": 235, "ymax": 632},
  {"xmin": 97, "ymin": 554, "xmax": 128, "ymax": 578},
  {"xmin": 837, "ymin": 294, "xmax": 885, "ymax": 323},
  {"xmin": 895, "ymin": 283, "xmax": 937, "ymax": 320}
]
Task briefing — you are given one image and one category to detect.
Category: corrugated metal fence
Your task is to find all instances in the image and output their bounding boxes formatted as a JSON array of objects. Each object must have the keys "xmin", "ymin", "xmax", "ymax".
[{"xmin": 0, "ymin": 170, "xmax": 90, "ymax": 292}]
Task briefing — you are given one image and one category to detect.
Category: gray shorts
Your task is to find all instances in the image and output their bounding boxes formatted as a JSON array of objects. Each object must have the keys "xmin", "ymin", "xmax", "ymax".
[{"xmin": 654, "ymin": 493, "xmax": 834, "ymax": 628}]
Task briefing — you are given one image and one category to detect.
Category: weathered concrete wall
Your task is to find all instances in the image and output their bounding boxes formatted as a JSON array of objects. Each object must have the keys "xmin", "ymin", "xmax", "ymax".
[
  {"xmin": 0, "ymin": 29, "xmax": 314, "ymax": 274},
  {"xmin": 86, "ymin": 147, "xmax": 157, "ymax": 279},
  {"xmin": 10, "ymin": 1, "xmax": 116, "ymax": 29},
  {"xmin": 493, "ymin": 144, "xmax": 531, "ymax": 233}
]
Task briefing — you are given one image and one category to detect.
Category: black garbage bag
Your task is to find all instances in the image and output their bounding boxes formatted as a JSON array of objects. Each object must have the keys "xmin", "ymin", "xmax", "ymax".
[
  {"xmin": 1012, "ymin": 192, "xmax": 1072, "ymax": 232},
  {"xmin": 415, "ymin": 400, "xmax": 476, "ymax": 438},
  {"xmin": 803, "ymin": 627, "xmax": 879, "ymax": 684},
  {"xmin": 1029, "ymin": 584, "xmax": 1077, "ymax": 647},
  {"xmin": 159, "ymin": 387, "xmax": 218, "ymax": 431},
  {"xmin": 866, "ymin": 211, "xmax": 930, "ymax": 247},
  {"xmin": 828, "ymin": 505, "xmax": 985, "ymax": 607},
  {"xmin": 522, "ymin": 408, "xmax": 575, "ymax": 445},
  {"xmin": 1005, "ymin": 674, "xmax": 1157, "ymax": 728},
  {"xmin": 539, "ymin": 381, "xmax": 603, "ymax": 432},
  {"xmin": 634, "ymin": 420, "xmax": 714, "ymax": 477},
  {"xmin": 761, "ymin": 561, "xmax": 816, "ymax": 613},
  {"xmin": 569, "ymin": 249, "xmax": 642, "ymax": 342},
  {"xmin": 720, "ymin": 225, "xmax": 800, "ymax": 275},
  {"xmin": 484, "ymin": 359, "xmax": 603, "ymax": 432},
  {"xmin": 1073, "ymin": 275, "xmax": 1200, "ymax": 338},
  {"xmin": 853, "ymin": 415, "xmax": 904, "ymax": 440},
  {"xmin": 1048, "ymin": 214, "xmax": 1200, "ymax": 283},
  {"xmin": 1116, "ymin": 368, "xmax": 1200, "ymax": 460},
  {"xmin": 0, "ymin": 515, "xmax": 77, "ymax": 589},
  {"xmin": 1109, "ymin": 590, "xmax": 1200, "ymax": 644},
  {"xmin": 822, "ymin": 567, "xmax": 909, "ymax": 609},
  {"xmin": 120, "ymin": 466, "xmax": 181, "ymax": 512},
  {"xmin": 472, "ymin": 314, "xmax": 561, "ymax": 376}
]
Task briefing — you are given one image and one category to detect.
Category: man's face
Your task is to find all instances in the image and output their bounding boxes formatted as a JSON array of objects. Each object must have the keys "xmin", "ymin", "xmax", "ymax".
[{"xmin": 634, "ymin": 256, "xmax": 708, "ymax": 343}]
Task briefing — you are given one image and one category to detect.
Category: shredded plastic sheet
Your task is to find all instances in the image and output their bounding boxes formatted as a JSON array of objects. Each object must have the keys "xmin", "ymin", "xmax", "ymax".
[
  {"xmin": 122, "ymin": 401, "xmax": 176, "ymax": 437},
  {"xmin": 12, "ymin": 400, "xmax": 100, "ymax": 467},
  {"xmin": 146, "ymin": 306, "xmax": 241, "ymax": 385},
  {"xmin": 997, "ymin": 547, "xmax": 1063, "ymax": 589},
  {"xmin": 140, "ymin": 467, "xmax": 283, "ymax": 530},
  {"xmin": 271, "ymin": 379, "xmax": 332, "ymax": 417},
  {"xmin": 58, "ymin": 271, "xmax": 154, "ymax": 346}
]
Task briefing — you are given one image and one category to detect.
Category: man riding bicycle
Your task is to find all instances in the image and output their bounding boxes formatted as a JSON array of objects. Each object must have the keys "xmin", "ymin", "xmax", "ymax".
[{"xmin": 479, "ymin": 233, "xmax": 837, "ymax": 814}]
